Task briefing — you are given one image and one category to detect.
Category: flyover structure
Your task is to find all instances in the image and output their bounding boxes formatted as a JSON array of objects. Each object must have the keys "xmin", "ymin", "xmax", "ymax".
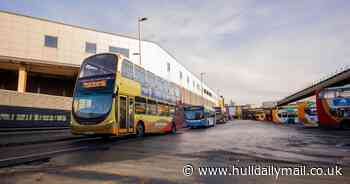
[{"xmin": 277, "ymin": 66, "xmax": 350, "ymax": 106}]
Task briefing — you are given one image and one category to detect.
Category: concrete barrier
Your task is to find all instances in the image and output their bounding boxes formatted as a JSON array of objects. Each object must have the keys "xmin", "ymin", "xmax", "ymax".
[
  {"xmin": 0, "ymin": 89, "xmax": 72, "ymax": 110},
  {"xmin": 0, "ymin": 89, "xmax": 72, "ymax": 128}
]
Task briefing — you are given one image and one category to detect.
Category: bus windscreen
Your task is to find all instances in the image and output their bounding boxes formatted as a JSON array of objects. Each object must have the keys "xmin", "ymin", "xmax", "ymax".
[
  {"xmin": 73, "ymin": 54, "xmax": 117, "ymax": 122},
  {"xmin": 184, "ymin": 107, "xmax": 204, "ymax": 120},
  {"xmin": 79, "ymin": 54, "xmax": 117, "ymax": 78}
]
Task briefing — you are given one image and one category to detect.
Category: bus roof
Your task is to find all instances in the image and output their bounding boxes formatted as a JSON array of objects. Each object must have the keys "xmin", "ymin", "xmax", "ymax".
[{"xmin": 324, "ymin": 84, "xmax": 350, "ymax": 91}]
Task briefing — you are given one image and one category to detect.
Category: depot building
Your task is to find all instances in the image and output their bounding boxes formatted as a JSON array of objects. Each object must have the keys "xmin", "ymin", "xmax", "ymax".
[{"xmin": 0, "ymin": 11, "xmax": 218, "ymax": 110}]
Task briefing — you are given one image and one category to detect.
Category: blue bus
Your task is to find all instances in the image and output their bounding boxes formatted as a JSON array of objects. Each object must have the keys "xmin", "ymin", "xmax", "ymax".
[{"xmin": 184, "ymin": 106, "xmax": 216, "ymax": 128}]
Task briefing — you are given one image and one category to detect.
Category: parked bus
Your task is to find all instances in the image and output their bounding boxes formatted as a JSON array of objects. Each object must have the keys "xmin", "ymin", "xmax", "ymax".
[
  {"xmin": 316, "ymin": 85, "xmax": 350, "ymax": 129},
  {"xmin": 234, "ymin": 106, "xmax": 242, "ymax": 119},
  {"xmin": 254, "ymin": 110, "xmax": 266, "ymax": 121},
  {"xmin": 263, "ymin": 108, "xmax": 273, "ymax": 121},
  {"xmin": 272, "ymin": 105, "xmax": 298, "ymax": 124},
  {"xmin": 272, "ymin": 108, "xmax": 279, "ymax": 123},
  {"xmin": 184, "ymin": 106, "xmax": 216, "ymax": 128},
  {"xmin": 225, "ymin": 105, "xmax": 235, "ymax": 120},
  {"xmin": 214, "ymin": 107, "xmax": 226, "ymax": 123},
  {"xmin": 70, "ymin": 53, "xmax": 178, "ymax": 137},
  {"xmin": 297, "ymin": 101, "xmax": 318, "ymax": 128}
]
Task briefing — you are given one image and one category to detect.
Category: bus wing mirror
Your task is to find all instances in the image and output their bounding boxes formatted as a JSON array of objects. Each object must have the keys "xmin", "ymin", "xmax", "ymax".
[
  {"xmin": 112, "ymin": 87, "xmax": 119, "ymax": 98},
  {"xmin": 112, "ymin": 92, "xmax": 117, "ymax": 98}
]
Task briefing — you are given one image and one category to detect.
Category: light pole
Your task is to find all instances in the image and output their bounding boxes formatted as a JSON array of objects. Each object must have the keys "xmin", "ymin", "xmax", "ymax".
[
  {"xmin": 200, "ymin": 72, "xmax": 205, "ymax": 105},
  {"xmin": 138, "ymin": 17, "xmax": 147, "ymax": 65}
]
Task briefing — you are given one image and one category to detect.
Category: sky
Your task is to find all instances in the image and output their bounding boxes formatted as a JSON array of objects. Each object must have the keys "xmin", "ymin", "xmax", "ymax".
[{"xmin": 0, "ymin": 0, "xmax": 349, "ymax": 105}]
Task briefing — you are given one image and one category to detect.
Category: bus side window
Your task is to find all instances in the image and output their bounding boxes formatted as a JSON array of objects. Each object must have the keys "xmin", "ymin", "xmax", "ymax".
[
  {"xmin": 147, "ymin": 100, "xmax": 157, "ymax": 115},
  {"xmin": 135, "ymin": 97, "xmax": 146, "ymax": 114},
  {"xmin": 169, "ymin": 105, "xmax": 175, "ymax": 116},
  {"xmin": 121, "ymin": 59, "xmax": 134, "ymax": 80},
  {"xmin": 165, "ymin": 104, "xmax": 170, "ymax": 116},
  {"xmin": 134, "ymin": 65, "xmax": 146, "ymax": 84},
  {"xmin": 282, "ymin": 112, "xmax": 287, "ymax": 118},
  {"xmin": 157, "ymin": 103, "xmax": 170, "ymax": 116},
  {"xmin": 341, "ymin": 89, "xmax": 350, "ymax": 97}
]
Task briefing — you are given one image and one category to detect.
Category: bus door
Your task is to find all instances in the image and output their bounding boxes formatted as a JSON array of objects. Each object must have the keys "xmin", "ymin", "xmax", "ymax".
[
  {"xmin": 128, "ymin": 97, "xmax": 135, "ymax": 133},
  {"xmin": 118, "ymin": 96, "xmax": 134, "ymax": 134},
  {"xmin": 207, "ymin": 110, "xmax": 215, "ymax": 126}
]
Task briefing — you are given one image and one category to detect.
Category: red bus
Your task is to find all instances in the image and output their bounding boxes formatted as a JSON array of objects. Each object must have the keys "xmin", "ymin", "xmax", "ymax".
[{"xmin": 316, "ymin": 85, "xmax": 350, "ymax": 129}]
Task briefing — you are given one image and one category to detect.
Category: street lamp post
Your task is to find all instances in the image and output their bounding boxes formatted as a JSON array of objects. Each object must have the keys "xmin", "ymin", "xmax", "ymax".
[{"xmin": 138, "ymin": 17, "xmax": 147, "ymax": 65}]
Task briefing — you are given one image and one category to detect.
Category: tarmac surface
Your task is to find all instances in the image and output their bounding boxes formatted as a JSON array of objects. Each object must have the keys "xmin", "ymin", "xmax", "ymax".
[
  {"xmin": 1, "ymin": 120, "xmax": 350, "ymax": 183},
  {"xmin": 0, "ymin": 128, "xmax": 75, "ymax": 147}
]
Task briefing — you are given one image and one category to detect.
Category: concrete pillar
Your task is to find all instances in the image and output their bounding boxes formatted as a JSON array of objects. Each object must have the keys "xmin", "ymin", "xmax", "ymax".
[{"xmin": 17, "ymin": 64, "xmax": 27, "ymax": 93}]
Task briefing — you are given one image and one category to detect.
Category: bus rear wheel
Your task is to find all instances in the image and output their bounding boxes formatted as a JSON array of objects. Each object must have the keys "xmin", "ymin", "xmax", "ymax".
[{"xmin": 136, "ymin": 123, "xmax": 145, "ymax": 137}]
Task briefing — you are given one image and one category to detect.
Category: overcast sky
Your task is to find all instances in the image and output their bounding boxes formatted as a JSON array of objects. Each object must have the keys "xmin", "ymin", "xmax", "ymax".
[{"xmin": 1, "ymin": 0, "xmax": 349, "ymax": 105}]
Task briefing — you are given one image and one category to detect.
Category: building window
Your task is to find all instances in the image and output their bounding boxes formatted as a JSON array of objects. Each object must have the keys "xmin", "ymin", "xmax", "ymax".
[
  {"xmin": 187, "ymin": 76, "xmax": 190, "ymax": 84},
  {"xmin": 44, "ymin": 35, "xmax": 58, "ymax": 48},
  {"xmin": 109, "ymin": 46, "xmax": 129, "ymax": 58},
  {"xmin": 179, "ymin": 71, "xmax": 183, "ymax": 80},
  {"xmin": 85, "ymin": 42, "xmax": 97, "ymax": 53},
  {"xmin": 203, "ymin": 89, "xmax": 212, "ymax": 97},
  {"xmin": 167, "ymin": 62, "xmax": 170, "ymax": 72}
]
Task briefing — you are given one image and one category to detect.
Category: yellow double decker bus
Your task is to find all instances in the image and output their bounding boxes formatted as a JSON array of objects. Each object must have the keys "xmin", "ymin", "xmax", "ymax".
[{"xmin": 71, "ymin": 53, "xmax": 177, "ymax": 137}]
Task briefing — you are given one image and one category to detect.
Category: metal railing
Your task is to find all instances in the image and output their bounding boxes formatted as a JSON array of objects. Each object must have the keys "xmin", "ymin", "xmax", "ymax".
[{"xmin": 280, "ymin": 64, "xmax": 350, "ymax": 103}]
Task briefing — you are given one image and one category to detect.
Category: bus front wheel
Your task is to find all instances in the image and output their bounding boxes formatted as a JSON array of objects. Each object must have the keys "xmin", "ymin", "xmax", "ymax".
[{"xmin": 136, "ymin": 122, "xmax": 145, "ymax": 137}]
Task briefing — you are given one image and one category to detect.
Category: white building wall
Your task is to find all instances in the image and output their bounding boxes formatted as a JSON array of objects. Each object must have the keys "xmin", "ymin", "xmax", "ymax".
[{"xmin": 0, "ymin": 11, "xmax": 218, "ymax": 104}]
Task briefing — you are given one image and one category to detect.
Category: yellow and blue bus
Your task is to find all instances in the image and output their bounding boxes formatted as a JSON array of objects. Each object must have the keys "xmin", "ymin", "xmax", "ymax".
[
  {"xmin": 70, "ymin": 53, "xmax": 178, "ymax": 137},
  {"xmin": 184, "ymin": 106, "xmax": 216, "ymax": 128}
]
